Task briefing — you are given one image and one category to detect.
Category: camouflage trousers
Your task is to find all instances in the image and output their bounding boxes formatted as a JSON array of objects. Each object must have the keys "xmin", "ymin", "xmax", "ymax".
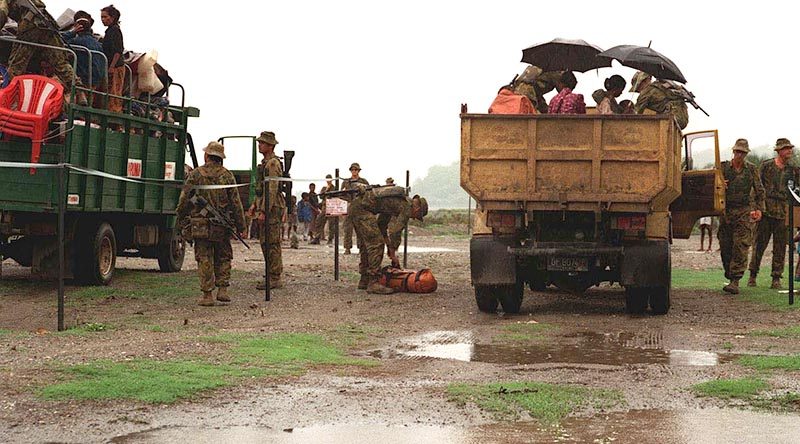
[
  {"xmin": 312, "ymin": 207, "xmax": 338, "ymax": 241},
  {"xmin": 749, "ymin": 216, "xmax": 788, "ymax": 278},
  {"xmin": 258, "ymin": 206, "xmax": 283, "ymax": 279},
  {"xmin": 718, "ymin": 209, "xmax": 755, "ymax": 280},
  {"xmin": 351, "ymin": 211, "xmax": 384, "ymax": 278},
  {"xmin": 343, "ymin": 214, "xmax": 357, "ymax": 249},
  {"xmin": 194, "ymin": 239, "xmax": 233, "ymax": 292},
  {"xmin": 9, "ymin": 28, "xmax": 79, "ymax": 91}
]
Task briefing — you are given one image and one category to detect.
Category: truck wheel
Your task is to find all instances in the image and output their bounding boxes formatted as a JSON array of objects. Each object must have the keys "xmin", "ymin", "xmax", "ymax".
[
  {"xmin": 648, "ymin": 286, "xmax": 671, "ymax": 315},
  {"xmin": 499, "ymin": 282, "xmax": 524, "ymax": 314},
  {"xmin": 74, "ymin": 222, "xmax": 116, "ymax": 285},
  {"xmin": 157, "ymin": 229, "xmax": 185, "ymax": 272},
  {"xmin": 475, "ymin": 286, "xmax": 499, "ymax": 313},
  {"xmin": 625, "ymin": 287, "xmax": 648, "ymax": 314}
]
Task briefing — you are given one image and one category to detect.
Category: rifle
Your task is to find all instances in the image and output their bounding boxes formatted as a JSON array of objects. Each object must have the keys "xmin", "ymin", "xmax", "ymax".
[
  {"xmin": 320, "ymin": 184, "xmax": 393, "ymax": 199},
  {"xmin": 661, "ymin": 80, "xmax": 710, "ymax": 117},
  {"xmin": 281, "ymin": 150, "xmax": 295, "ymax": 214},
  {"xmin": 16, "ymin": 0, "xmax": 69, "ymax": 46},
  {"xmin": 189, "ymin": 194, "xmax": 250, "ymax": 249}
]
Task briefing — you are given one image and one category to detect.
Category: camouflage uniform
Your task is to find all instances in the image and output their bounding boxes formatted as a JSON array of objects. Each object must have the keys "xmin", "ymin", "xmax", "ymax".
[
  {"xmin": 634, "ymin": 81, "xmax": 688, "ymax": 129},
  {"xmin": 718, "ymin": 161, "xmax": 765, "ymax": 280},
  {"xmin": 377, "ymin": 195, "xmax": 411, "ymax": 253},
  {"xmin": 255, "ymin": 153, "xmax": 286, "ymax": 283},
  {"xmin": 176, "ymin": 163, "xmax": 246, "ymax": 293},
  {"xmin": 0, "ymin": 0, "xmax": 81, "ymax": 91},
  {"xmin": 342, "ymin": 176, "xmax": 369, "ymax": 251},
  {"xmin": 312, "ymin": 182, "xmax": 338, "ymax": 243},
  {"xmin": 749, "ymin": 159, "xmax": 799, "ymax": 279},
  {"xmin": 513, "ymin": 67, "xmax": 561, "ymax": 114}
]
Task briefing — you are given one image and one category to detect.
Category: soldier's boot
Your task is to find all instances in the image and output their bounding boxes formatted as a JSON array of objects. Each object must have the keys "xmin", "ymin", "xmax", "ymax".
[
  {"xmin": 723, "ymin": 279, "xmax": 740, "ymax": 295},
  {"xmin": 747, "ymin": 273, "xmax": 757, "ymax": 287},
  {"xmin": 270, "ymin": 277, "xmax": 284, "ymax": 289},
  {"xmin": 357, "ymin": 274, "xmax": 369, "ymax": 290},
  {"xmin": 366, "ymin": 278, "xmax": 394, "ymax": 295},
  {"xmin": 198, "ymin": 291, "xmax": 215, "ymax": 306},
  {"xmin": 771, "ymin": 277, "xmax": 782, "ymax": 290},
  {"xmin": 216, "ymin": 286, "xmax": 231, "ymax": 303}
]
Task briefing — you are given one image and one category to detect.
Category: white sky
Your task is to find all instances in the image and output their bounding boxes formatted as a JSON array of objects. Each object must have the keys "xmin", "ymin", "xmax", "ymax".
[{"xmin": 48, "ymin": 0, "xmax": 799, "ymax": 183}]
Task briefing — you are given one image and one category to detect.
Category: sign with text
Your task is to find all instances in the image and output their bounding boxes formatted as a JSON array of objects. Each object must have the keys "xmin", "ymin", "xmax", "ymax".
[
  {"xmin": 325, "ymin": 198, "xmax": 348, "ymax": 216},
  {"xmin": 127, "ymin": 159, "xmax": 142, "ymax": 178},
  {"xmin": 164, "ymin": 162, "xmax": 176, "ymax": 181}
]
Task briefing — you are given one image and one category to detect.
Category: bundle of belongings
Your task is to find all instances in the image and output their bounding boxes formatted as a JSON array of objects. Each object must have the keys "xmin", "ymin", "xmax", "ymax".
[
  {"xmin": 488, "ymin": 85, "xmax": 535, "ymax": 115},
  {"xmin": 378, "ymin": 266, "xmax": 438, "ymax": 293}
]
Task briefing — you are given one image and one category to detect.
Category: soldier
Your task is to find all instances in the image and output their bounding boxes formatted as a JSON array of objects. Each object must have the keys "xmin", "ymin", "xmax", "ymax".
[
  {"xmin": 718, "ymin": 138, "xmax": 765, "ymax": 294},
  {"xmin": 0, "ymin": 0, "xmax": 86, "ymax": 105},
  {"xmin": 176, "ymin": 142, "xmax": 246, "ymax": 306},
  {"xmin": 512, "ymin": 65, "xmax": 562, "ymax": 114},
  {"xmin": 250, "ymin": 131, "xmax": 286, "ymax": 290},
  {"xmin": 630, "ymin": 71, "xmax": 688, "ymax": 130},
  {"xmin": 379, "ymin": 193, "xmax": 428, "ymax": 268},
  {"xmin": 347, "ymin": 185, "xmax": 428, "ymax": 293},
  {"xmin": 748, "ymin": 138, "xmax": 798, "ymax": 289},
  {"xmin": 341, "ymin": 163, "xmax": 368, "ymax": 254},
  {"xmin": 311, "ymin": 174, "xmax": 337, "ymax": 245}
]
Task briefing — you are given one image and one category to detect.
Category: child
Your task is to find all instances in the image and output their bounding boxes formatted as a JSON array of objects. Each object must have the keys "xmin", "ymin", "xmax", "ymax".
[{"xmin": 297, "ymin": 193, "xmax": 313, "ymax": 241}]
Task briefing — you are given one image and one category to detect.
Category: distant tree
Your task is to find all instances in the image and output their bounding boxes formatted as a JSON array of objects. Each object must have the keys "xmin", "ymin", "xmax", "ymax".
[{"xmin": 411, "ymin": 161, "xmax": 470, "ymax": 209}]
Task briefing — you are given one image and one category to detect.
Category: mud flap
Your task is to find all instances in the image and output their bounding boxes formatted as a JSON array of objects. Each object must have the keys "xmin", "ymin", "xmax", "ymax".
[
  {"xmin": 620, "ymin": 240, "xmax": 670, "ymax": 288},
  {"xmin": 470, "ymin": 235, "xmax": 517, "ymax": 286}
]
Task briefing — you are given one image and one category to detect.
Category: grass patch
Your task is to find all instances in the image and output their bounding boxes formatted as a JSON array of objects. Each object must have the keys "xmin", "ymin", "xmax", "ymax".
[
  {"xmin": 331, "ymin": 323, "xmax": 383, "ymax": 347},
  {"xmin": 54, "ymin": 322, "xmax": 113, "ymax": 336},
  {"xmin": 148, "ymin": 325, "xmax": 166, "ymax": 333},
  {"xmin": 691, "ymin": 378, "xmax": 770, "ymax": 400},
  {"xmin": 40, "ymin": 359, "xmax": 263, "ymax": 404},
  {"xmin": 0, "ymin": 329, "xmax": 12, "ymax": 337},
  {"xmin": 69, "ymin": 270, "xmax": 199, "ymax": 304},
  {"xmin": 672, "ymin": 268, "xmax": 798, "ymax": 311},
  {"xmin": 721, "ymin": 342, "xmax": 734, "ymax": 351},
  {"xmin": 339, "ymin": 271, "xmax": 360, "ymax": 283},
  {"xmin": 231, "ymin": 333, "xmax": 377, "ymax": 373},
  {"xmin": 752, "ymin": 393, "xmax": 800, "ymax": 412},
  {"xmin": 495, "ymin": 322, "xmax": 555, "ymax": 342},
  {"xmin": 750, "ymin": 326, "xmax": 800, "ymax": 339},
  {"xmin": 738, "ymin": 355, "xmax": 800, "ymax": 371},
  {"xmin": 447, "ymin": 381, "xmax": 623, "ymax": 423}
]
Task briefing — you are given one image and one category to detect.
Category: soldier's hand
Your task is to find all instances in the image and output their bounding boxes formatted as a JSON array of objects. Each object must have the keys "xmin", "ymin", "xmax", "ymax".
[{"xmin": 750, "ymin": 210, "xmax": 762, "ymax": 222}]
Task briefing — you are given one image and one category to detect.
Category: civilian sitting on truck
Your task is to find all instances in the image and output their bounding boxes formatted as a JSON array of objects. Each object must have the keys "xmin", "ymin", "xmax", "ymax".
[
  {"xmin": 547, "ymin": 71, "xmax": 585, "ymax": 114},
  {"xmin": 592, "ymin": 75, "xmax": 628, "ymax": 115},
  {"xmin": 630, "ymin": 71, "xmax": 689, "ymax": 130},
  {"xmin": 488, "ymin": 85, "xmax": 536, "ymax": 115}
]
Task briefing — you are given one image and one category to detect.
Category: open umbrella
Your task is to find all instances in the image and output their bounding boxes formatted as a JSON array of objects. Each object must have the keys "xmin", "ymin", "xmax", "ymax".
[
  {"xmin": 521, "ymin": 38, "xmax": 612, "ymax": 72},
  {"xmin": 597, "ymin": 44, "xmax": 687, "ymax": 83}
]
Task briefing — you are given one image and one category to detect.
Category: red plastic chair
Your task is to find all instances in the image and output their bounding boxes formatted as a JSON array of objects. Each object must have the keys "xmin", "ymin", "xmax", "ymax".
[{"xmin": 0, "ymin": 75, "xmax": 64, "ymax": 174}]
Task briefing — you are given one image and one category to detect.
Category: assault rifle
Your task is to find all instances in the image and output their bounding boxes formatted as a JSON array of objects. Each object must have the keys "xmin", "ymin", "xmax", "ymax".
[
  {"xmin": 281, "ymin": 150, "xmax": 295, "ymax": 214},
  {"xmin": 660, "ymin": 79, "xmax": 710, "ymax": 117},
  {"xmin": 15, "ymin": 0, "xmax": 69, "ymax": 46},
  {"xmin": 320, "ymin": 184, "xmax": 394, "ymax": 199},
  {"xmin": 189, "ymin": 194, "xmax": 250, "ymax": 249}
]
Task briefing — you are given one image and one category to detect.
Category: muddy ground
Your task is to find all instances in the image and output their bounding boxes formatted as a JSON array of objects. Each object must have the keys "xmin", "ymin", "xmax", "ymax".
[{"xmin": 1, "ymin": 233, "xmax": 800, "ymax": 443}]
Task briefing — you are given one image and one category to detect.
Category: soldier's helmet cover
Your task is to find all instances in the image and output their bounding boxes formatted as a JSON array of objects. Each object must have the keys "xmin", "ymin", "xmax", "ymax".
[
  {"xmin": 412, "ymin": 194, "xmax": 428, "ymax": 221},
  {"xmin": 774, "ymin": 138, "xmax": 795, "ymax": 151},
  {"xmin": 256, "ymin": 131, "xmax": 279, "ymax": 145},
  {"xmin": 203, "ymin": 141, "xmax": 226, "ymax": 159},
  {"xmin": 629, "ymin": 71, "xmax": 652, "ymax": 92},
  {"xmin": 732, "ymin": 138, "xmax": 750, "ymax": 153},
  {"xmin": 349, "ymin": 163, "xmax": 361, "ymax": 171}
]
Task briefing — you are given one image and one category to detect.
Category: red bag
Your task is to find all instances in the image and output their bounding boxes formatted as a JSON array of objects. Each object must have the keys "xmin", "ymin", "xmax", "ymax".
[{"xmin": 379, "ymin": 267, "xmax": 438, "ymax": 293}]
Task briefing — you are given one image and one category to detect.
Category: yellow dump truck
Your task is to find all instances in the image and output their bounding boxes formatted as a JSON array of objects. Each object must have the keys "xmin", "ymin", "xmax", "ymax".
[{"xmin": 461, "ymin": 112, "xmax": 724, "ymax": 314}]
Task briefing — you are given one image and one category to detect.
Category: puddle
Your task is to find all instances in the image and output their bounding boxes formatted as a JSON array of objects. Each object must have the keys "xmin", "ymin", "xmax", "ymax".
[{"xmin": 371, "ymin": 331, "xmax": 736, "ymax": 367}]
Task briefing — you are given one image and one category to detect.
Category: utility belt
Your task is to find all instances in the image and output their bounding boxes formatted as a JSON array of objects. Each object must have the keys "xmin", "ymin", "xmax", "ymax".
[{"xmin": 186, "ymin": 217, "xmax": 228, "ymax": 242}]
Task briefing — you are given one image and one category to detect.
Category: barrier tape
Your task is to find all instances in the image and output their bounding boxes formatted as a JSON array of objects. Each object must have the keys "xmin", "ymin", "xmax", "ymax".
[{"xmin": 789, "ymin": 184, "xmax": 800, "ymax": 205}]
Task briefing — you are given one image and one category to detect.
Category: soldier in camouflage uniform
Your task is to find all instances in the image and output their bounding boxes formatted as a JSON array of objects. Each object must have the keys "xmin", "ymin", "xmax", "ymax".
[
  {"xmin": 0, "ymin": 0, "xmax": 85, "ymax": 103},
  {"xmin": 512, "ymin": 65, "xmax": 561, "ymax": 114},
  {"xmin": 748, "ymin": 138, "xmax": 798, "ymax": 289},
  {"xmin": 250, "ymin": 131, "xmax": 286, "ymax": 290},
  {"xmin": 341, "ymin": 163, "xmax": 369, "ymax": 254},
  {"xmin": 379, "ymin": 194, "xmax": 428, "ymax": 267},
  {"xmin": 630, "ymin": 71, "xmax": 688, "ymax": 130},
  {"xmin": 347, "ymin": 185, "xmax": 428, "ymax": 293},
  {"xmin": 176, "ymin": 142, "xmax": 246, "ymax": 306},
  {"xmin": 718, "ymin": 139, "xmax": 765, "ymax": 294},
  {"xmin": 311, "ymin": 174, "xmax": 338, "ymax": 244}
]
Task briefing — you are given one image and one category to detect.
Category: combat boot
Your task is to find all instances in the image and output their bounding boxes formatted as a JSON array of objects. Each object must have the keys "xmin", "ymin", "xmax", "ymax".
[
  {"xmin": 357, "ymin": 274, "xmax": 369, "ymax": 290},
  {"xmin": 216, "ymin": 286, "xmax": 231, "ymax": 303},
  {"xmin": 270, "ymin": 278, "xmax": 284, "ymax": 289},
  {"xmin": 771, "ymin": 277, "xmax": 782, "ymax": 290},
  {"xmin": 747, "ymin": 273, "xmax": 757, "ymax": 287},
  {"xmin": 366, "ymin": 278, "xmax": 394, "ymax": 295},
  {"xmin": 723, "ymin": 279, "xmax": 740, "ymax": 295},
  {"xmin": 198, "ymin": 291, "xmax": 215, "ymax": 306}
]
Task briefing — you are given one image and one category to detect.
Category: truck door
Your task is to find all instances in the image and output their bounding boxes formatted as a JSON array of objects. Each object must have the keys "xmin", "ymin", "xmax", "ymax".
[{"xmin": 669, "ymin": 130, "xmax": 726, "ymax": 239}]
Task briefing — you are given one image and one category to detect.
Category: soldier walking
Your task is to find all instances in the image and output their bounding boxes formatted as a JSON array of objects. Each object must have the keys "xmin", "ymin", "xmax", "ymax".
[
  {"xmin": 250, "ymin": 131, "xmax": 285, "ymax": 290},
  {"xmin": 718, "ymin": 139, "xmax": 765, "ymax": 294},
  {"xmin": 748, "ymin": 138, "xmax": 798, "ymax": 289},
  {"xmin": 341, "ymin": 163, "xmax": 368, "ymax": 255},
  {"xmin": 176, "ymin": 142, "xmax": 246, "ymax": 306}
]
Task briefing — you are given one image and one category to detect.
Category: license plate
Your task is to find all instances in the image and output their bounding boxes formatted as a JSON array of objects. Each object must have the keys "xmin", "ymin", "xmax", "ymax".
[{"xmin": 547, "ymin": 256, "xmax": 588, "ymax": 271}]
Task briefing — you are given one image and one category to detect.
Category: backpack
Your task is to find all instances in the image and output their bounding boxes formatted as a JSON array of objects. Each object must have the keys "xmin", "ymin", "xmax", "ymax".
[{"xmin": 379, "ymin": 266, "xmax": 438, "ymax": 293}]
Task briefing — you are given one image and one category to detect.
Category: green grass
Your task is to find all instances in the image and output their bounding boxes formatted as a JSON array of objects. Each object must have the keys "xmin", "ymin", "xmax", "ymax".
[
  {"xmin": 691, "ymin": 378, "xmax": 770, "ymax": 400},
  {"xmin": 752, "ymin": 393, "xmax": 800, "ymax": 412},
  {"xmin": 738, "ymin": 355, "xmax": 800, "ymax": 371},
  {"xmin": 0, "ymin": 329, "xmax": 12, "ymax": 337},
  {"xmin": 69, "ymin": 270, "xmax": 199, "ymax": 304},
  {"xmin": 40, "ymin": 359, "xmax": 263, "ymax": 404},
  {"xmin": 721, "ymin": 342, "xmax": 734, "ymax": 351},
  {"xmin": 230, "ymin": 333, "xmax": 377, "ymax": 372},
  {"xmin": 750, "ymin": 326, "xmax": 800, "ymax": 338},
  {"xmin": 447, "ymin": 381, "xmax": 623, "ymax": 423},
  {"xmin": 672, "ymin": 268, "xmax": 799, "ymax": 311},
  {"xmin": 331, "ymin": 323, "xmax": 383, "ymax": 347},
  {"xmin": 495, "ymin": 322, "xmax": 555, "ymax": 342},
  {"xmin": 54, "ymin": 322, "xmax": 113, "ymax": 336}
]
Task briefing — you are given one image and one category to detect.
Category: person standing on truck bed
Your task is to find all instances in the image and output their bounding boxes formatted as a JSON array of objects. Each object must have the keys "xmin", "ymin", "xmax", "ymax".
[
  {"xmin": 748, "ymin": 138, "xmax": 798, "ymax": 289},
  {"xmin": 251, "ymin": 131, "xmax": 286, "ymax": 290},
  {"xmin": 547, "ymin": 71, "xmax": 585, "ymax": 114},
  {"xmin": 630, "ymin": 71, "xmax": 689, "ymax": 130},
  {"xmin": 342, "ymin": 163, "xmax": 369, "ymax": 255},
  {"xmin": 176, "ymin": 142, "xmax": 247, "ymax": 307},
  {"xmin": 100, "ymin": 4, "xmax": 124, "ymax": 113},
  {"xmin": 718, "ymin": 138, "xmax": 765, "ymax": 295}
]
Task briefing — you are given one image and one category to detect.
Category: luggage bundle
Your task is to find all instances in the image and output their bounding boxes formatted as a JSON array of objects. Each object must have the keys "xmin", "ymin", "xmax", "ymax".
[{"xmin": 379, "ymin": 266, "xmax": 438, "ymax": 293}]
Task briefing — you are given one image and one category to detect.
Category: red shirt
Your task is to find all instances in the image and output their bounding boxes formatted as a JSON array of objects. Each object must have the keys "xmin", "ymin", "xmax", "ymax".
[
  {"xmin": 548, "ymin": 88, "xmax": 586, "ymax": 114},
  {"xmin": 488, "ymin": 89, "xmax": 536, "ymax": 115}
]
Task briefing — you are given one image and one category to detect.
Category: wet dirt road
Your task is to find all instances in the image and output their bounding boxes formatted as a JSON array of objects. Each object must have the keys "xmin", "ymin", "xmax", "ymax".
[{"xmin": 1, "ymin": 236, "xmax": 799, "ymax": 443}]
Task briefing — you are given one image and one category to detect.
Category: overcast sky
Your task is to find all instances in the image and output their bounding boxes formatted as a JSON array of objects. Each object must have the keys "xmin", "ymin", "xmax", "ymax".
[{"xmin": 48, "ymin": 0, "xmax": 798, "ymax": 183}]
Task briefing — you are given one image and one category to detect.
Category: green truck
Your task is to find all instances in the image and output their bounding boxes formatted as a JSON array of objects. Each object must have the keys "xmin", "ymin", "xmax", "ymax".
[{"xmin": 0, "ymin": 45, "xmax": 199, "ymax": 285}]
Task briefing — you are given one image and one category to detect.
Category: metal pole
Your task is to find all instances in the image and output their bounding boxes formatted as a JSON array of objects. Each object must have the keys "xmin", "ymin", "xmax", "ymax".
[
  {"xmin": 334, "ymin": 168, "xmax": 340, "ymax": 281},
  {"xmin": 264, "ymin": 178, "xmax": 270, "ymax": 302},
  {"xmin": 57, "ymin": 163, "xmax": 65, "ymax": 331},
  {"xmin": 789, "ymin": 180, "xmax": 795, "ymax": 305},
  {"xmin": 403, "ymin": 170, "xmax": 410, "ymax": 269},
  {"xmin": 468, "ymin": 196, "xmax": 472, "ymax": 235}
]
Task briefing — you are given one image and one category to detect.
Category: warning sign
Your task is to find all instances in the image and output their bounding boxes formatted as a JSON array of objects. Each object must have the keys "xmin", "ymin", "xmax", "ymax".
[
  {"xmin": 127, "ymin": 159, "xmax": 142, "ymax": 178},
  {"xmin": 325, "ymin": 198, "xmax": 348, "ymax": 216},
  {"xmin": 164, "ymin": 162, "xmax": 176, "ymax": 181}
]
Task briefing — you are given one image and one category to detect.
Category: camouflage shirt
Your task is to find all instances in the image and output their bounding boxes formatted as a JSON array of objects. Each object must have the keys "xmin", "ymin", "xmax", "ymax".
[
  {"xmin": 176, "ymin": 163, "xmax": 246, "ymax": 233},
  {"xmin": 255, "ymin": 153, "xmax": 285, "ymax": 211},
  {"xmin": 341, "ymin": 176, "xmax": 369, "ymax": 192},
  {"xmin": 0, "ymin": 0, "xmax": 57, "ymax": 32},
  {"xmin": 758, "ymin": 158, "xmax": 799, "ymax": 219},
  {"xmin": 350, "ymin": 186, "xmax": 410, "ymax": 251},
  {"xmin": 721, "ymin": 160, "xmax": 765, "ymax": 213},
  {"xmin": 634, "ymin": 82, "xmax": 689, "ymax": 129}
]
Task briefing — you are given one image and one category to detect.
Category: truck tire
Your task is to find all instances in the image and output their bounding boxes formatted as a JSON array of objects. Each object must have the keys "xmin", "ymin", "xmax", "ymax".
[
  {"xmin": 74, "ymin": 222, "xmax": 116, "ymax": 285},
  {"xmin": 157, "ymin": 229, "xmax": 185, "ymax": 272},
  {"xmin": 475, "ymin": 286, "xmax": 499, "ymax": 313},
  {"xmin": 499, "ymin": 282, "xmax": 524, "ymax": 314},
  {"xmin": 624, "ymin": 287, "xmax": 648, "ymax": 314},
  {"xmin": 648, "ymin": 286, "xmax": 671, "ymax": 315}
]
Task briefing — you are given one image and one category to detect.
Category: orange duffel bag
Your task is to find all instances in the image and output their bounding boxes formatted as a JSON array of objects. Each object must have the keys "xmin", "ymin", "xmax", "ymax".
[{"xmin": 379, "ymin": 266, "xmax": 438, "ymax": 293}]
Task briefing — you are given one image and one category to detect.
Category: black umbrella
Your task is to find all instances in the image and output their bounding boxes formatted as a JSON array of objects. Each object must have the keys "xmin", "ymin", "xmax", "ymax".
[
  {"xmin": 597, "ymin": 44, "xmax": 687, "ymax": 83},
  {"xmin": 521, "ymin": 38, "xmax": 612, "ymax": 72}
]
